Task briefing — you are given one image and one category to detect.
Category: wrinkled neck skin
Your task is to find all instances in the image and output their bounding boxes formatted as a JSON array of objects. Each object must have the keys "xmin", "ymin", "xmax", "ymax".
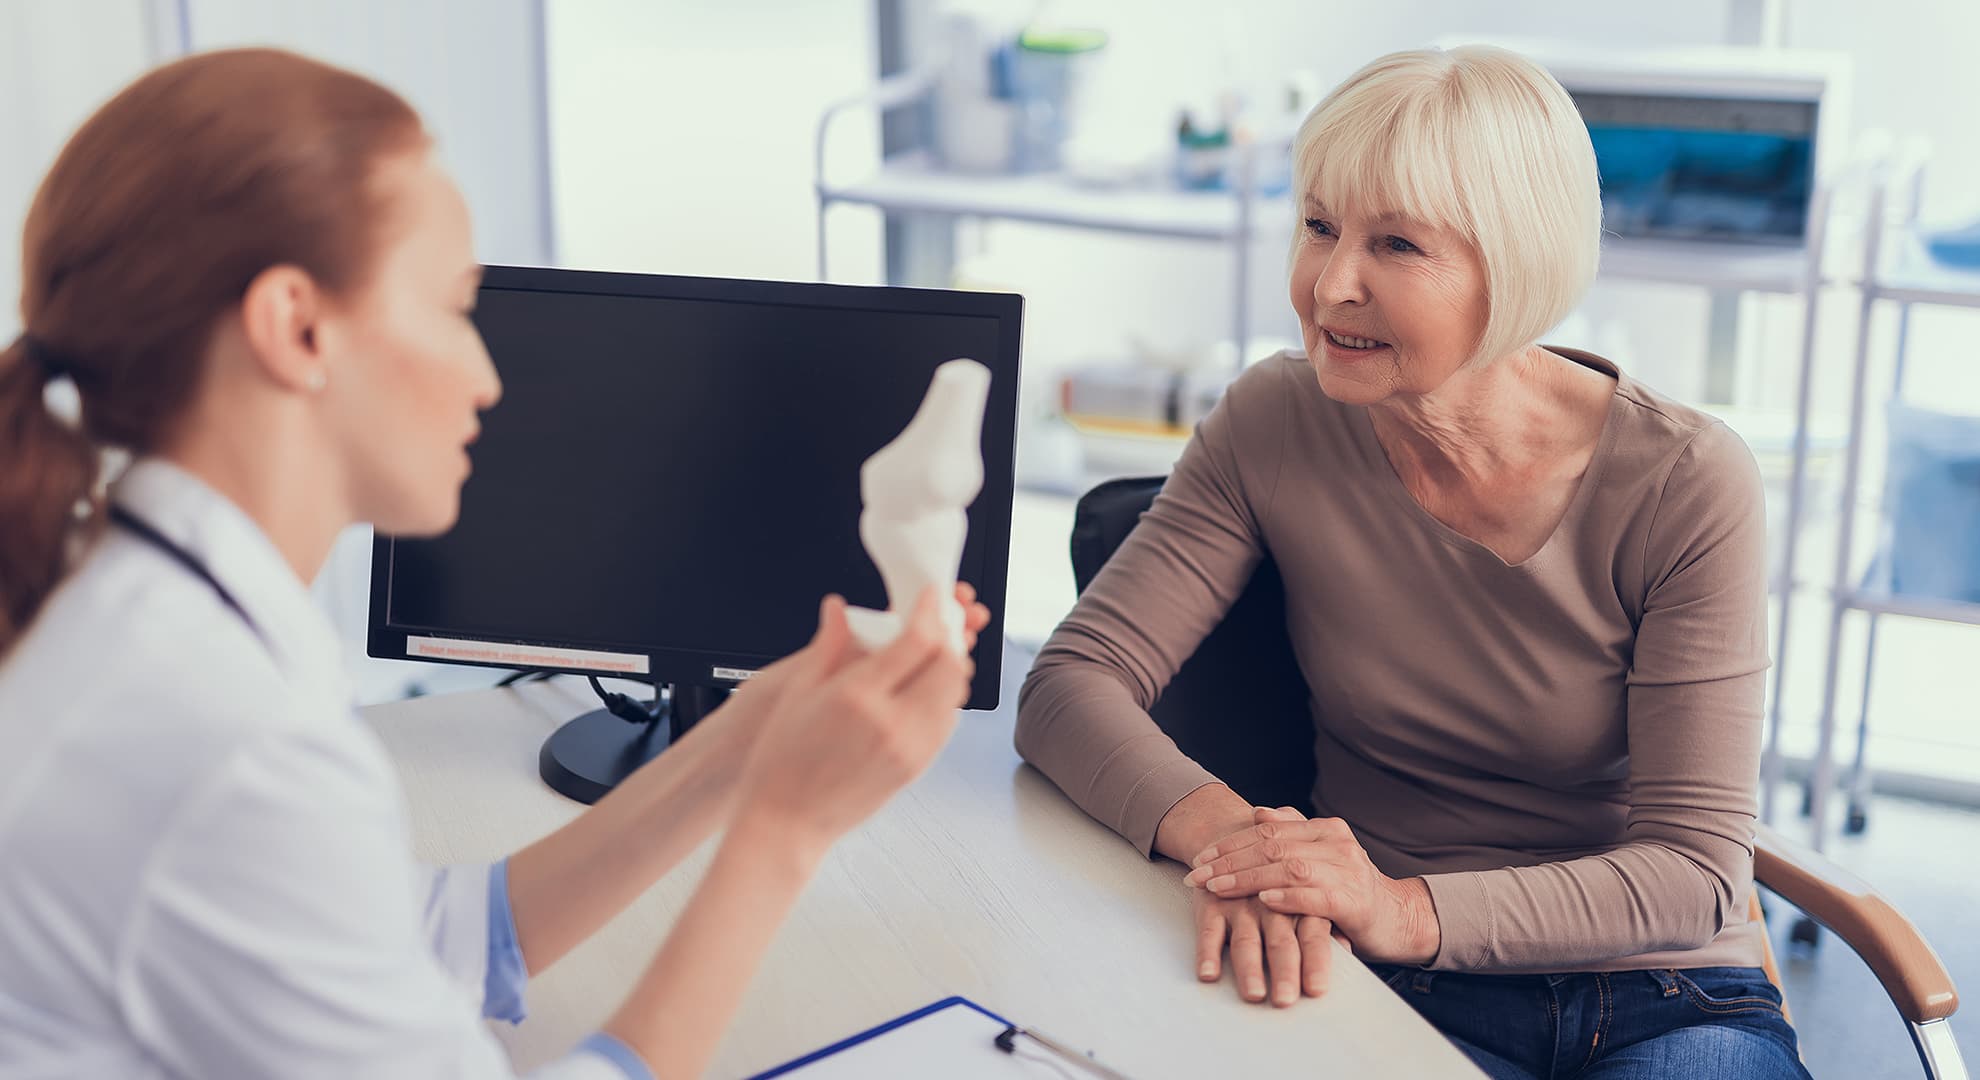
[{"xmin": 1366, "ymin": 344, "xmax": 1596, "ymax": 496}]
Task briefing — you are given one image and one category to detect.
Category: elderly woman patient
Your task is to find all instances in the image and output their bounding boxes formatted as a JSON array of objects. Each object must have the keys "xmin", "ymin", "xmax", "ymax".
[{"xmin": 1016, "ymin": 45, "xmax": 1806, "ymax": 1080}]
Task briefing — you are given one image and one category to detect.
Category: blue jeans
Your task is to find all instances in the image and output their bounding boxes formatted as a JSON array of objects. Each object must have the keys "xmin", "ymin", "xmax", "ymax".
[{"xmin": 1365, "ymin": 964, "xmax": 1811, "ymax": 1079}]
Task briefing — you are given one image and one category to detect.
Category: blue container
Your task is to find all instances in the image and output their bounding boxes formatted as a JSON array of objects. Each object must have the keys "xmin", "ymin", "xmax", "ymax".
[
  {"xmin": 1886, "ymin": 401, "xmax": 1980, "ymax": 604},
  {"xmin": 993, "ymin": 29, "xmax": 1104, "ymax": 174}
]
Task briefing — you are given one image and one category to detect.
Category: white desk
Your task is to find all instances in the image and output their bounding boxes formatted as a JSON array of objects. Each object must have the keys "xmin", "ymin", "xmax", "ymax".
[{"xmin": 360, "ymin": 663, "xmax": 1483, "ymax": 1079}]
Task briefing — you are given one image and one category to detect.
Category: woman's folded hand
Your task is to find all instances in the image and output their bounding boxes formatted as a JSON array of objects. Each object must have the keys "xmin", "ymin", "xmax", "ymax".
[{"xmin": 1185, "ymin": 806, "xmax": 1441, "ymax": 966}]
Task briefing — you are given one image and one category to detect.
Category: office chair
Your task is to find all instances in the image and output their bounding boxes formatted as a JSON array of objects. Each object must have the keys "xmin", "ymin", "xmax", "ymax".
[{"xmin": 1069, "ymin": 476, "xmax": 1965, "ymax": 1080}]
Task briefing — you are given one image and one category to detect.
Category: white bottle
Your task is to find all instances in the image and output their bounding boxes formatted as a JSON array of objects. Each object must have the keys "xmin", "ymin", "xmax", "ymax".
[{"xmin": 844, "ymin": 359, "xmax": 992, "ymax": 655}]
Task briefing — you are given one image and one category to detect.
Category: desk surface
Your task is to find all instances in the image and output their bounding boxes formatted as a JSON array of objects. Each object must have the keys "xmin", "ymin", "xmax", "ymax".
[{"xmin": 359, "ymin": 661, "xmax": 1482, "ymax": 1079}]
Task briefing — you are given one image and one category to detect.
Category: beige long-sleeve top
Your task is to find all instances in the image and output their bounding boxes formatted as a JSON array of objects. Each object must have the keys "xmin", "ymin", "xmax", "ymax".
[{"xmin": 1016, "ymin": 348, "xmax": 1771, "ymax": 974}]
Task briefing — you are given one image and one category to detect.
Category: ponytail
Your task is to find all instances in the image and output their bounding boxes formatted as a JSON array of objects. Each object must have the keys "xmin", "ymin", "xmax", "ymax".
[{"xmin": 0, "ymin": 336, "xmax": 101, "ymax": 652}]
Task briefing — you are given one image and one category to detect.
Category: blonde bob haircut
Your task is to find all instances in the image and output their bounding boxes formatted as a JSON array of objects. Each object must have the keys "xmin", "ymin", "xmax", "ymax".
[{"xmin": 1290, "ymin": 45, "xmax": 1602, "ymax": 367}]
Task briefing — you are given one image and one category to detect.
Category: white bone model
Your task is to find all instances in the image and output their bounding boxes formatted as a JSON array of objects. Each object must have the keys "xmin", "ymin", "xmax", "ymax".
[{"xmin": 843, "ymin": 358, "xmax": 991, "ymax": 655}]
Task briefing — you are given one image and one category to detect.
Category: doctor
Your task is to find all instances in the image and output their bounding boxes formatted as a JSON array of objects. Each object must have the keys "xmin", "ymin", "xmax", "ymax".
[{"xmin": 0, "ymin": 48, "xmax": 987, "ymax": 1079}]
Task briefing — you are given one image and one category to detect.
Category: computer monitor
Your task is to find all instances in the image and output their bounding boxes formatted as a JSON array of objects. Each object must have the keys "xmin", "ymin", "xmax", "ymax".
[
  {"xmin": 1572, "ymin": 90, "xmax": 1817, "ymax": 245},
  {"xmin": 367, "ymin": 265, "xmax": 1023, "ymax": 802}
]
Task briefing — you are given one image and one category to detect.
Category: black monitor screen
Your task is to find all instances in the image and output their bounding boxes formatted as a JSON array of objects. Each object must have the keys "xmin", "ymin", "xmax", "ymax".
[{"xmin": 368, "ymin": 267, "xmax": 1022, "ymax": 708}]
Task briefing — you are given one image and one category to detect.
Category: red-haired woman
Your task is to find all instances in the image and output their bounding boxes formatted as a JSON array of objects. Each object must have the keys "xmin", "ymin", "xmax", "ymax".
[{"xmin": 0, "ymin": 48, "xmax": 986, "ymax": 1079}]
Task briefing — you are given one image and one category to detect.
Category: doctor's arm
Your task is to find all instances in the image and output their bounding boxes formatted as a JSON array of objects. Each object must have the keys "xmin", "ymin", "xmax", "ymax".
[
  {"xmin": 600, "ymin": 591, "xmax": 969, "ymax": 1076},
  {"xmin": 501, "ymin": 699, "xmax": 748, "ymax": 979},
  {"xmin": 129, "ymin": 596, "xmax": 965, "ymax": 1080},
  {"xmin": 498, "ymin": 583, "xmax": 989, "ymax": 981}
]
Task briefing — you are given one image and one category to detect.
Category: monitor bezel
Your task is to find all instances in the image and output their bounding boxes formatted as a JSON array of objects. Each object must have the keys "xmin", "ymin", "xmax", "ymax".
[{"xmin": 366, "ymin": 264, "xmax": 1024, "ymax": 710}]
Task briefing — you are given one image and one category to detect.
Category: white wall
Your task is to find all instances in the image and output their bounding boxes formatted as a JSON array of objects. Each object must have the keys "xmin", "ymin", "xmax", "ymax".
[
  {"xmin": 1787, "ymin": 0, "xmax": 1980, "ymax": 223},
  {"xmin": 181, "ymin": 0, "xmax": 555, "ymax": 266},
  {"xmin": 0, "ymin": 0, "xmax": 154, "ymax": 339},
  {"xmin": 3, "ymin": 1, "xmax": 555, "ymax": 339},
  {"xmin": 545, "ymin": 0, "xmax": 883, "ymax": 283}
]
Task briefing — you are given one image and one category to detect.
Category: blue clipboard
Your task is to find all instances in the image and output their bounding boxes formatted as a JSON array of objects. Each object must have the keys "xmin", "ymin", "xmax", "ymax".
[{"xmin": 747, "ymin": 996, "xmax": 1014, "ymax": 1079}]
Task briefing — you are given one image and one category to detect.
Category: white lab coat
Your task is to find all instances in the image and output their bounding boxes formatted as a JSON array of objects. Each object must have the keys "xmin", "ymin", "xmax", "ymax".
[{"xmin": 0, "ymin": 459, "xmax": 641, "ymax": 1079}]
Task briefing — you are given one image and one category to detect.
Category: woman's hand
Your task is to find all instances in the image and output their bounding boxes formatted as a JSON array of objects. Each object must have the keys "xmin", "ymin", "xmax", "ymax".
[
  {"xmin": 1184, "ymin": 806, "xmax": 1441, "ymax": 966},
  {"xmin": 730, "ymin": 588, "xmax": 973, "ymax": 852},
  {"xmin": 1193, "ymin": 888, "xmax": 1347, "ymax": 1008},
  {"xmin": 1189, "ymin": 807, "xmax": 1350, "ymax": 1007}
]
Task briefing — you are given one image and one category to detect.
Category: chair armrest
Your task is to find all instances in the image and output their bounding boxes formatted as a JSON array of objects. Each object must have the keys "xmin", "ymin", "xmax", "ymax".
[{"xmin": 1754, "ymin": 822, "xmax": 1959, "ymax": 1023}]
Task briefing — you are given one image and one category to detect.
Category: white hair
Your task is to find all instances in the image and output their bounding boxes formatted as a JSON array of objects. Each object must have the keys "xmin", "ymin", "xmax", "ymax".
[{"xmin": 1290, "ymin": 45, "xmax": 1602, "ymax": 367}]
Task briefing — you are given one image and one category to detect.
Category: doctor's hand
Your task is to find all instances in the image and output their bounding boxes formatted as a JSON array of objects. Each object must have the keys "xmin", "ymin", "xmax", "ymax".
[
  {"xmin": 689, "ymin": 607, "xmax": 860, "ymax": 792},
  {"xmin": 1185, "ymin": 806, "xmax": 1441, "ymax": 966},
  {"xmin": 954, "ymin": 581, "xmax": 992, "ymax": 654},
  {"xmin": 697, "ymin": 582, "xmax": 988, "ymax": 790},
  {"xmin": 731, "ymin": 589, "xmax": 971, "ymax": 853}
]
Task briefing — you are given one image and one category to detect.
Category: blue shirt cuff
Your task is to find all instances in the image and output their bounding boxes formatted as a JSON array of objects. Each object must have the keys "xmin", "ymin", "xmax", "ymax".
[
  {"xmin": 578, "ymin": 1032, "xmax": 654, "ymax": 1080},
  {"xmin": 484, "ymin": 858, "xmax": 529, "ymax": 1023}
]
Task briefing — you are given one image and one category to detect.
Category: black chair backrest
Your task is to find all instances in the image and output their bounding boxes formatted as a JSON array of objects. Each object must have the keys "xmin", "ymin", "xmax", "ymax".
[{"xmin": 1069, "ymin": 477, "xmax": 1318, "ymax": 815}]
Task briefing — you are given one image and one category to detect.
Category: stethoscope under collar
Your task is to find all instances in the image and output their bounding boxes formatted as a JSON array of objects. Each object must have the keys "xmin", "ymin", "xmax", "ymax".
[{"xmin": 108, "ymin": 504, "xmax": 266, "ymax": 644}]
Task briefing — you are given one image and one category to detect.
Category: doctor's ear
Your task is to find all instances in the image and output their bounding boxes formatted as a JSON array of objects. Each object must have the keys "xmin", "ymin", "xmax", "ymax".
[{"xmin": 239, "ymin": 264, "xmax": 332, "ymax": 394}]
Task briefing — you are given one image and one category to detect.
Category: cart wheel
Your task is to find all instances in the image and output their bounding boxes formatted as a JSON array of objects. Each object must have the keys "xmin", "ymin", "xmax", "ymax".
[
  {"xmin": 1790, "ymin": 917, "xmax": 1821, "ymax": 951},
  {"xmin": 1845, "ymin": 806, "xmax": 1868, "ymax": 835}
]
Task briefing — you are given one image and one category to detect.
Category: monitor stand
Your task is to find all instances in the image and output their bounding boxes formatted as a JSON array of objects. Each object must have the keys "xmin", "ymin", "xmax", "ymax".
[{"xmin": 539, "ymin": 683, "xmax": 732, "ymax": 804}]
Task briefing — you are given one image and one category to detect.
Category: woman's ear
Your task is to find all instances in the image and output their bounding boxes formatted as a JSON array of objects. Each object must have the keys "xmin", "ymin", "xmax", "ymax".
[{"xmin": 238, "ymin": 264, "xmax": 329, "ymax": 393}]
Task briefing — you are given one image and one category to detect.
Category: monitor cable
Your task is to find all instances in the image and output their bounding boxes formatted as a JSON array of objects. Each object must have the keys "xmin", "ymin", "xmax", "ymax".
[{"xmin": 587, "ymin": 675, "xmax": 665, "ymax": 725}]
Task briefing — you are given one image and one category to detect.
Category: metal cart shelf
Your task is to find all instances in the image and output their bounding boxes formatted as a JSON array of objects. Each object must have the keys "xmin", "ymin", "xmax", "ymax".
[{"xmin": 1806, "ymin": 156, "xmax": 1980, "ymax": 853}]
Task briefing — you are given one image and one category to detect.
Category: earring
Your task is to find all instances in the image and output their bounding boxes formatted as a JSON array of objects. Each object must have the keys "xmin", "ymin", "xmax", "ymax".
[{"xmin": 305, "ymin": 370, "xmax": 327, "ymax": 392}]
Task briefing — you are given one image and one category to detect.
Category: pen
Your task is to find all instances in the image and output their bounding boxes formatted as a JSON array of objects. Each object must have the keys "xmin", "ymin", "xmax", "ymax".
[{"xmin": 994, "ymin": 1023, "xmax": 1134, "ymax": 1079}]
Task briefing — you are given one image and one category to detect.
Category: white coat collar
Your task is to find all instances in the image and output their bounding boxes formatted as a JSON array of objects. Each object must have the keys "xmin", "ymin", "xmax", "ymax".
[{"xmin": 109, "ymin": 458, "xmax": 354, "ymax": 709}]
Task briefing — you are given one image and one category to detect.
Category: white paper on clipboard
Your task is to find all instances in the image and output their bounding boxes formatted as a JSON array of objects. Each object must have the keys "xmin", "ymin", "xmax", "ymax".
[{"xmin": 750, "ymin": 997, "xmax": 1127, "ymax": 1079}]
